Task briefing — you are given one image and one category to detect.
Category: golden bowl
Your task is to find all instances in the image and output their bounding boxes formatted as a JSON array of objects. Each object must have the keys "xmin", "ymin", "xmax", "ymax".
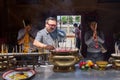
[
  {"xmin": 114, "ymin": 60, "xmax": 120, "ymax": 67},
  {"xmin": 96, "ymin": 61, "xmax": 108, "ymax": 70}
]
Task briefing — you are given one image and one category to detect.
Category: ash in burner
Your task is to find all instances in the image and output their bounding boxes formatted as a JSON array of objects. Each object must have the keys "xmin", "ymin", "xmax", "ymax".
[{"xmin": 54, "ymin": 48, "xmax": 78, "ymax": 52}]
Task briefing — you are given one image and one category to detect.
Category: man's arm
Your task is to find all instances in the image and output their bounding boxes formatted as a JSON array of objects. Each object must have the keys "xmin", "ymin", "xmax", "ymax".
[{"xmin": 33, "ymin": 40, "xmax": 55, "ymax": 50}]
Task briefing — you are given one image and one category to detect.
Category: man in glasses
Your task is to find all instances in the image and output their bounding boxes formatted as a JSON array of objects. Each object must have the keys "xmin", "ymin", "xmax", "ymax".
[{"xmin": 33, "ymin": 17, "xmax": 66, "ymax": 50}]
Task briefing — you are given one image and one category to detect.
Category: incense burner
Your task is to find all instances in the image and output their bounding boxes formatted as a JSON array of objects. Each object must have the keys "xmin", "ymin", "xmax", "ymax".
[
  {"xmin": 49, "ymin": 48, "xmax": 81, "ymax": 72},
  {"xmin": 111, "ymin": 53, "xmax": 120, "ymax": 69}
]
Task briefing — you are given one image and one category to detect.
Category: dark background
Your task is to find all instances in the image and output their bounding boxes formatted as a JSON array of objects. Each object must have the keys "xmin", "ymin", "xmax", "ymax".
[{"xmin": 0, "ymin": 0, "xmax": 120, "ymax": 60}]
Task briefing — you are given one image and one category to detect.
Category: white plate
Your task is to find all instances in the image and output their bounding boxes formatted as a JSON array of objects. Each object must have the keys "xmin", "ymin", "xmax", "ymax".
[{"xmin": 2, "ymin": 68, "xmax": 36, "ymax": 80}]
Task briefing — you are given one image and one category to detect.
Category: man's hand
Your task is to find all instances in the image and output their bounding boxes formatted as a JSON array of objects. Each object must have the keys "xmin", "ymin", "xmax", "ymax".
[
  {"xmin": 44, "ymin": 45, "xmax": 55, "ymax": 50},
  {"xmin": 25, "ymin": 26, "xmax": 31, "ymax": 33}
]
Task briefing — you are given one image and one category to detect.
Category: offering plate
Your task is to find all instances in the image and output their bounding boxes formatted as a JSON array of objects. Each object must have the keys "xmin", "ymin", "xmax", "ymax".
[{"xmin": 2, "ymin": 67, "xmax": 36, "ymax": 80}]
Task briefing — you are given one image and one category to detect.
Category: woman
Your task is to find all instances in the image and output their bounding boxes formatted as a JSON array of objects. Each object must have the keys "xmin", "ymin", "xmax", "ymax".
[{"xmin": 84, "ymin": 20, "xmax": 105, "ymax": 62}]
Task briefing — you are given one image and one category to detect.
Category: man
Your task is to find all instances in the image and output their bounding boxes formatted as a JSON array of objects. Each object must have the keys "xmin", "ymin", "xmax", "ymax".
[
  {"xmin": 33, "ymin": 17, "xmax": 66, "ymax": 50},
  {"xmin": 17, "ymin": 18, "xmax": 39, "ymax": 66},
  {"xmin": 73, "ymin": 23, "xmax": 81, "ymax": 49},
  {"xmin": 17, "ymin": 19, "xmax": 38, "ymax": 52}
]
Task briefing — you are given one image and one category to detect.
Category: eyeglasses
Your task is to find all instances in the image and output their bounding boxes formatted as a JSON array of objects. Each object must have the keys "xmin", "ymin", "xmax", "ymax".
[{"xmin": 47, "ymin": 23, "xmax": 56, "ymax": 27}]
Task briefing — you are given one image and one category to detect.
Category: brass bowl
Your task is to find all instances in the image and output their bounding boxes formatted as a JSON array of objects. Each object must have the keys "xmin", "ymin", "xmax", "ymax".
[
  {"xmin": 111, "ymin": 53, "xmax": 120, "ymax": 59},
  {"xmin": 96, "ymin": 61, "xmax": 108, "ymax": 70},
  {"xmin": 114, "ymin": 60, "xmax": 120, "ymax": 67},
  {"xmin": 49, "ymin": 48, "xmax": 80, "ymax": 72}
]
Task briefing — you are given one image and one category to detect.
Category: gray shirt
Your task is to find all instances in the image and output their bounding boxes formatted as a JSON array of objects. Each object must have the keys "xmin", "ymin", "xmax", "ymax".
[
  {"xmin": 35, "ymin": 28, "xmax": 66, "ymax": 46},
  {"xmin": 84, "ymin": 30, "xmax": 105, "ymax": 53},
  {"xmin": 35, "ymin": 28, "xmax": 55, "ymax": 45}
]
